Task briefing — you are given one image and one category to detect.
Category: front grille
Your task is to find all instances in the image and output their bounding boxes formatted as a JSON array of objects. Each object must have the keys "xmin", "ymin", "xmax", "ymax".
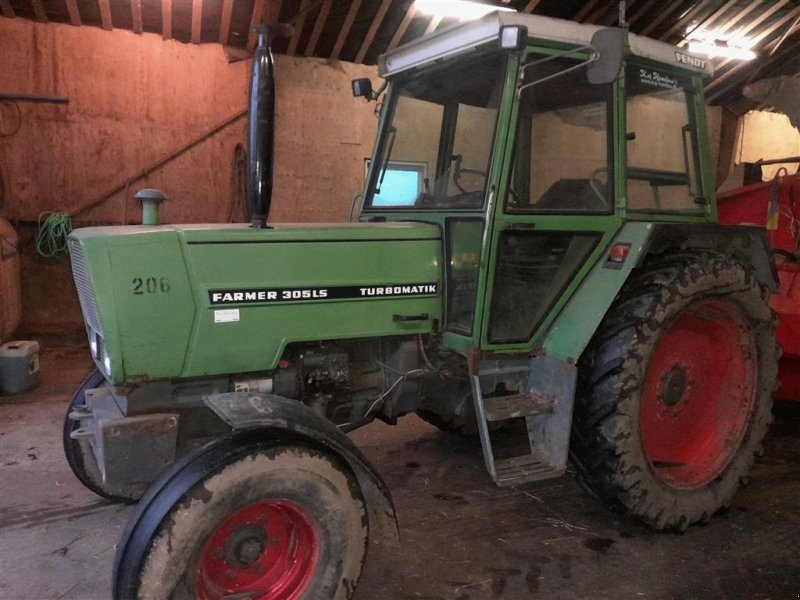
[
  {"xmin": 69, "ymin": 240, "xmax": 104, "ymax": 336},
  {"xmin": 96, "ymin": 334, "xmax": 107, "ymax": 366}
]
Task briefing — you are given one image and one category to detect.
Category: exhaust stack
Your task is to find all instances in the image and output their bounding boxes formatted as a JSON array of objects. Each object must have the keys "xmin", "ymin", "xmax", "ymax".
[{"xmin": 247, "ymin": 27, "xmax": 277, "ymax": 229}]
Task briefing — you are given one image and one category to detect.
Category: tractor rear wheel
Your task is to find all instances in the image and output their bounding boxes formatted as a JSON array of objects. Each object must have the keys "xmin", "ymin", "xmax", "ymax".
[
  {"xmin": 572, "ymin": 252, "xmax": 777, "ymax": 530},
  {"xmin": 113, "ymin": 433, "xmax": 368, "ymax": 600},
  {"xmin": 63, "ymin": 369, "xmax": 141, "ymax": 503}
]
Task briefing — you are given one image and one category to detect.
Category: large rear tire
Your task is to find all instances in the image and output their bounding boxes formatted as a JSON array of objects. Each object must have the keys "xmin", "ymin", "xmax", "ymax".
[
  {"xmin": 114, "ymin": 433, "xmax": 368, "ymax": 599},
  {"xmin": 572, "ymin": 252, "xmax": 778, "ymax": 530},
  {"xmin": 63, "ymin": 369, "xmax": 141, "ymax": 503}
]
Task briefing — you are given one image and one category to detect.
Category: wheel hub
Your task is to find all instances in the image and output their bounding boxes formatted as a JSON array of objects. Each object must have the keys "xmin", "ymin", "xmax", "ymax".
[
  {"xmin": 195, "ymin": 499, "xmax": 319, "ymax": 600},
  {"xmin": 659, "ymin": 366, "xmax": 689, "ymax": 407},
  {"xmin": 225, "ymin": 525, "xmax": 268, "ymax": 568}
]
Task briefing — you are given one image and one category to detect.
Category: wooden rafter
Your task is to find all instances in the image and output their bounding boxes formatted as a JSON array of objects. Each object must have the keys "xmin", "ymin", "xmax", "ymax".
[
  {"xmin": 0, "ymin": 0, "xmax": 14, "ymax": 19},
  {"xmin": 769, "ymin": 12, "xmax": 800, "ymax": 56},
  {"xmin": 219, "ymin": 0, "xmax": 234, "ymax": 44},
  {"xmin": 522, "ymin": 0, "xmax": 541, "ymax": 13},
  {"xmin": 659, "ymin": 0, "xmax": 711, "ymax": 42},
  {"xmin": 574, "ymin": 0, "xmax": 602, "ymax": 23},
  {"xmin": 355, "ymin": 0, "xmax": 391, "ymax": 63},
  {"xmin": 706, "ymin": 7, "xmax": 800, "ymax": 96},
  {"xmin": 306, "ymin": 0, "xmax": 332, "ymax": 56},
  {"xmin": 131, "ymin": 0, "xmax": 142, "ymax": 33},
  {"xmin": 162, "ymin": 0, "xmax": 172, "ymax": 39},
  {"xmin": 65, "ymin": 0, "xmax": 81, "ymax": 26},
  {"xmin": 30, "ymin": 0, "xmax": 47, "ymax": 22},
  {"xmin": 98, "ymin": 0, "xmax": 112, "ymax": 30},
  {"xmin": 246, "ymin": 0, "xmax": 267, "ymax": 51},
  {"xmin": 706, "ymin": 34, "xmax": 800, "ymax": 103},
  {"xmin": 640, "ymin": 0, "xmax": 682, "ymax": 36},
  {"xmin": 735, "ymin": 0, "xmax": 791, "ymax": 39},
  {"xmin": 627, "ymin": 0, "xmax": 658, "ymax": 27},
  {"xmin": 423, "ymin": 14, "xmax": 442, "ymax": 36},
  {"xmin": 387, "ymin": 2, "xmax": 417, "ymax": 52},
  {"xmin": 191, "ymin": 0, "xmax": 202, "ymax": 43},
  {"xmin": 266, "ymin": 0, "xmax": 283, "ymax": 24},
  {"xmin": 330, "ymin": 0, "xmax": 361, "ymax": 60},
  {"xmin": 287, "ymin": 0, "xmax": 310, "ymax": 56},
  {"xmin": 708, "ymin": 0, "xmax": 762, "ymax": 37},
  {"xmin": 661, "ymin": 0, "xmax": 737, "ymax": 41}
]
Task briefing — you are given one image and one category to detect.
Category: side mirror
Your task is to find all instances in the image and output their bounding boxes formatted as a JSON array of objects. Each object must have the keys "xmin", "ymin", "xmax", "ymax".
[
  {"xmin": 587, "ymin": 28, "xmax": 624, "ymax": 85},
  {"xmin": 352, "ymin": 78, "xmax": 373, "ymax": 99}
]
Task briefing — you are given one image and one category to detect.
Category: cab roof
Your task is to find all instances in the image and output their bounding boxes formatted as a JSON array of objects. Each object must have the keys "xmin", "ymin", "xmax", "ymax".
[{"xmin": 378, "ymin": 11, "xmax": 713, "ymax": 79}]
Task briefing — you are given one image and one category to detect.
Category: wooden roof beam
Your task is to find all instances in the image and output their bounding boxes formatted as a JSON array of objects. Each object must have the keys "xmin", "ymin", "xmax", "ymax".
[
  {"xmin": 65, "ymin": 0, "xmax": 81, "ymax": 25},
  {"xmin": 131, "ymin": 0, "xmax": 142, "ymax": 32},
  {"xmin": 246, "ymin": 0, "xmax": 266, "ymax": 51},
  {"xmin": 287, "ymin": 0, "xmax": 310, "ymax": 55},
  {"xmin": 330, "ymin": 0, "xmax": 361, "ymax": 60},
  {"xmin": 31, "ymin": 0, "xmax": 47, "ymax": 22},
  {"xmin": 97, "ymin": 0, "xmax": 112, "ymax": 29},
  {"xmin": 191, "ymin": 0, "xmax": 202, "ymax": 43},
  {"xmin": 306, "ymin": 0, "xmax": 332, "ymax": 56},
  {"xmin": 162, "ymin": 0, "xmax": 172, "ymax": 39},
  {"xmin": 355, "ymin": 0, "xmax": 391, "ymax": 63},
  {"xmin": 522, "ymin": 0, "xmax": 541, "ymax": 13},
  {"xmin": 219, "ymin": 0, "xmax": 234, "ymax": 44},
  {"xmin": 706, "ymin": 34, "xmax": 800, "ymax": 103},
  {"xmin": 681, "ymin": 0, "xmax": 738, "ymax": 43},
  {"xmin": 659, "ymin": 0, "xmax": 712, "ymax": 42},
  {"xmin": 387, "ymin": 2, "xmax": 417, "ymax": 52},
  {"xmin": 640, "ymin": 0, "xmax": 683, "ymax": 36},
  {"xmin": 735, "ymin": 0, "xmax": 791, "ymax": 38},
  {"xmin": 0, "ymin": 0, "xmax": 15, "ymax": 19},
  {"xmin": 628, "ymin": 0, "xmax": 659, "ymax": 27},
  {"xmin": 706, "ymin": 0, "xmax": 762, "ymax": 37},
  {"xmin": 247, "ymin": 0, "xmax": 283, "ymax": 51},
  {"xmin": 574, "ymin": 0, "xmax": 602, "ymax": 22},
  {"xmin": 706, "ymin": 7, "xmax": 800, "ymax": 96},
  {"xmin": 423, "ymin": 14, "xmax": 442, "ymax": 36}
]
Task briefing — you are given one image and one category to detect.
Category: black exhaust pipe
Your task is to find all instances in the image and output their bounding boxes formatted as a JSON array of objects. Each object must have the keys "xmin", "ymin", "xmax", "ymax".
[{"xmin": 247, "ymin": 27, "xmax": 276, "ymax": 229}]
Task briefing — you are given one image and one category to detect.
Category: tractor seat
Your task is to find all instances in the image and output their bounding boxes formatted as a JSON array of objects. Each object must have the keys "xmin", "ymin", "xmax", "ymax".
[{"xmin": 535, "ymin": 178, "xmax": 607, "ymax": 211}]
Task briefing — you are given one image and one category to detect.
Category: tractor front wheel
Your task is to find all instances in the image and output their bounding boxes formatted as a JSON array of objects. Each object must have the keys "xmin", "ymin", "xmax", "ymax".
[
  {"xmin": 113, "ymin": 435, "xmax": 368, "ymax": 599},
  {"xmin": 572, "ymin": 252, "xmax": 777, "ymax": 530}
]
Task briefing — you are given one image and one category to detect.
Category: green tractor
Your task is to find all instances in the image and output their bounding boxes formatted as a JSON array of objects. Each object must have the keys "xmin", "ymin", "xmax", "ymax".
[{"xmin": 65, "ymin": 12, "xmax": 778, "ymax": 600}]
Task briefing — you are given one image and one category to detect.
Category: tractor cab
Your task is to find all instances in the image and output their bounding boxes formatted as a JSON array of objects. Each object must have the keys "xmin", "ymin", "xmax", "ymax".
[{"xmin": 358, "ymin": 11, "xmax": 715, "ymax": 360}]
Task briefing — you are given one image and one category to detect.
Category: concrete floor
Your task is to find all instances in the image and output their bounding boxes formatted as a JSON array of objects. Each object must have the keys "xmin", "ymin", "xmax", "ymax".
[{"xmin": 1, "ymin": 344, "xmax": 799, "ymax": 600}]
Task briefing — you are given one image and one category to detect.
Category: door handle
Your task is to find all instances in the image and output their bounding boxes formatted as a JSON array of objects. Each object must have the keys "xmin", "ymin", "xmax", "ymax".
[{"xmin": 393, "ymin": 313, "xmax": 429, "ymax": 322}]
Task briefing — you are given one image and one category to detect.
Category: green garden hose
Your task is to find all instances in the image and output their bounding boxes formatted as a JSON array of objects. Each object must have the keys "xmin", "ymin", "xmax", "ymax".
[{"xmin": 35, "ymin": 212, "xmax": 72, "ymax": 258}]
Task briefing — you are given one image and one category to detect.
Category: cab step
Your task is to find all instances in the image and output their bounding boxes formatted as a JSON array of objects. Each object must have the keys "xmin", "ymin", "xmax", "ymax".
[
  {"xmin": 471, "ymin": 355, "xmax": 577, "ymax": 487},
  {"xmin": 483, "ymin": 391, "xmax": 553, "ymax": 421},
  {"xmin": 494, "ymin": 455, "xmax": 559, "ymax": 485}
]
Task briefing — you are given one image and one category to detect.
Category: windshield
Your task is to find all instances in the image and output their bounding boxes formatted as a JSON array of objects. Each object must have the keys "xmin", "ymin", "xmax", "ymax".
[{"xmin": 364, "ymin": 53, "xmax": 507, "ymax": 210}]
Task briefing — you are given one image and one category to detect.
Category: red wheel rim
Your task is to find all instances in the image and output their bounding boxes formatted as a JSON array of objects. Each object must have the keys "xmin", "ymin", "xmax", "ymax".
[
  {"xmin": 640, "ymin": 299, "xmax": 757, "ymax": 489},
  {"xmin": 195, "ymin": 500, "xmax": 319, "ymax": 600}
]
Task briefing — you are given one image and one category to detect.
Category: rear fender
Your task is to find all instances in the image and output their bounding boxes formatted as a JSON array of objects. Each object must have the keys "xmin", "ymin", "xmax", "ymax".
[{"xmin": 203, "ymin": 392, "xmax": 398, "ymax": 541}]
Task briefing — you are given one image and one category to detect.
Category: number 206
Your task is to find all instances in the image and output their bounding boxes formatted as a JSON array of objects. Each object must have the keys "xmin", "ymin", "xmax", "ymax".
[{"xmin": 133, "ymin": 277, "xmax": 171, "ymax": 295}]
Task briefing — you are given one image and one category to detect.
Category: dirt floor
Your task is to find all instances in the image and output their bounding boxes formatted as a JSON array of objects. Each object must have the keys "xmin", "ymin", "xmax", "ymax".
[{"xmin": 1, "ymin": 344, "xmax": 799, "ymax": 600}]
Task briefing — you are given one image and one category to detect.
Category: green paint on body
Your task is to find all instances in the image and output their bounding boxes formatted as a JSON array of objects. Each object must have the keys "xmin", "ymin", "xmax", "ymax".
[{"xmin": 71, "ymin": 223, "xmax": 442, "ymax": 383}]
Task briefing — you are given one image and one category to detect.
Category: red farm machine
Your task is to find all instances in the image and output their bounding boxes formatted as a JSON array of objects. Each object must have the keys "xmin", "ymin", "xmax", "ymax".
[{"xmin": 718, "ymin": 162, "xmax": 800, "ymax": 402}]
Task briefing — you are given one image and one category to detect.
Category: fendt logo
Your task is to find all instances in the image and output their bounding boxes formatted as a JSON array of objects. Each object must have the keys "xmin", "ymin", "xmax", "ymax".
[{"xmin": 675, "ymin": 51, "xmax": 706, "ymax": 69}]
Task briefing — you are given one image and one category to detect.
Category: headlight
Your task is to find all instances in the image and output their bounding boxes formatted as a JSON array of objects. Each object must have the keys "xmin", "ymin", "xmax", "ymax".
[
  {"xmin": 89, "ymin": 333, "xmax": 98, "ymax": 358},
  {"xmin": 103, "ymin": 353, "xmax": 112, "ymax": 376}
]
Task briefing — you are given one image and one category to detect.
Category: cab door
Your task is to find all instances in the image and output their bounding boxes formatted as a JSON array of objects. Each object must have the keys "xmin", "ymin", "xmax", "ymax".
[{"xmin": 475, "ymin": 48, "xmax": 623, "ymax": 354}]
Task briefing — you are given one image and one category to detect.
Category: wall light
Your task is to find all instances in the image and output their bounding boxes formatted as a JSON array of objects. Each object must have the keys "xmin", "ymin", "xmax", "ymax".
[
  {"xmin": 414, "ymin": 0, "xmax": 514, "ymax": 21},
  {"xmin": 687, "ymin": 41, "xmax": 757, "ymax": 60},
  {"xmin": 685, "ymin": 28, "xmax": 757, "ymax": 60}
]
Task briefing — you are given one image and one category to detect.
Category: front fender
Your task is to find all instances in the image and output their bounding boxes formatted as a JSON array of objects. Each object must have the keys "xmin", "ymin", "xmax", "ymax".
[{"xmin": 203, "ymin": 392, "xmax": 398, "ymax": 541}]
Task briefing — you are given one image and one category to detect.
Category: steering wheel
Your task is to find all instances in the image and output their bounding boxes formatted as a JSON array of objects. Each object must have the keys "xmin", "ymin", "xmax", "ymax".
[{"xmin": 452, "ymin": 154, "xmax": 488, "ymax": 194}]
